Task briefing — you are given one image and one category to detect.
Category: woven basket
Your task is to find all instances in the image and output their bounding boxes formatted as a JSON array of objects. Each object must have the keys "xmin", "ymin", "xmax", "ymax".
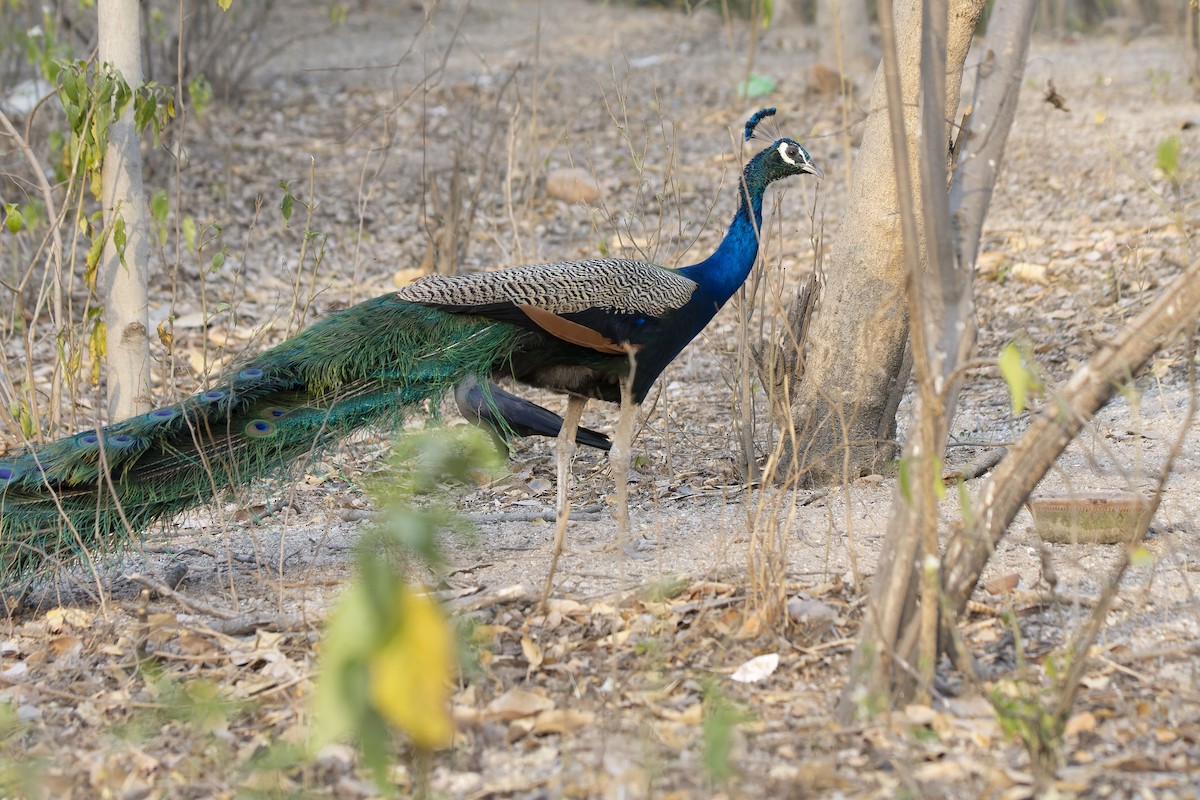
[{"xmin": 1028, "ymin": 493, "xmax": 1153, "ymax": 545}]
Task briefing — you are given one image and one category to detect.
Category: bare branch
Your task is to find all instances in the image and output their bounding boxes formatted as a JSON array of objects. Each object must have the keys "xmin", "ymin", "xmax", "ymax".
[{"xmin": 942, "ymin": 253, "xmax": 1200, "ymax": 616}]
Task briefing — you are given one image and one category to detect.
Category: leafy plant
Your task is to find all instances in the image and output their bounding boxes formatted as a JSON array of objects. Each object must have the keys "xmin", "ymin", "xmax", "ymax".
[
  {"xmin": 1157, "ymin": 135, "xmax": 1181, "ymax": 183},
  {"xmin": 314, "ymin": 427, "xmax": 502, "ymax": 788},
  {"xmin": 999, "ymin": 339, "xmax": 1042, "ymax": 416},
  {"xmin": 56, "ymin": 59, "xmax": 174, "ymax": 201},
  {"xmin": 701, "ymin": 680, "xmax": 753, "ymax": 786},
  {"xmin": 990, "ymin": 675, "xmax": 1065, "ymax": 780},
  {"xmin": 41, "ymin": 58, "xmax": 176, "ymax": 389}
]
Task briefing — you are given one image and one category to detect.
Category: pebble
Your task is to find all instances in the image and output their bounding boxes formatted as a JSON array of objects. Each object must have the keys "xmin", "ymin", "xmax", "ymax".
[{"xmin": 545, "ymin": 168, "xmax": 602, "ymax": 204}]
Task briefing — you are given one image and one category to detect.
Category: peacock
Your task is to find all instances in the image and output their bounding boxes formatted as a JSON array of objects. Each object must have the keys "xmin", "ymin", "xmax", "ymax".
[
  {"xmin": 453, "ymin": 374, "xmax": 612, "ymax": 453},
  {"xmin": 0, "ymin": 108, "xmax": 821, "ymax": 578}
]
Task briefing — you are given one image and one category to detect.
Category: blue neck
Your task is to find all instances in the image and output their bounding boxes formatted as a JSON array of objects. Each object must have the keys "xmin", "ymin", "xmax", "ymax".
[{"xmin": 678, "ymin": 166, "xmax": 768, "ymax": 306}]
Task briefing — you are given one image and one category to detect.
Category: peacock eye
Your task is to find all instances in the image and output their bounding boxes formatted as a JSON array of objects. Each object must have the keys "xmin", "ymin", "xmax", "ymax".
[{"xmin": 777, "ymin": 141, "xmax": 800, "ymax": 165}]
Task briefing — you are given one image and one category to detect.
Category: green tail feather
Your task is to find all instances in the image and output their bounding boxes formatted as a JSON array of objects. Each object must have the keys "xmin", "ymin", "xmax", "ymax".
[{"xmin": 0, "ymin": 294, "xmax": 523, "ymax": 578}]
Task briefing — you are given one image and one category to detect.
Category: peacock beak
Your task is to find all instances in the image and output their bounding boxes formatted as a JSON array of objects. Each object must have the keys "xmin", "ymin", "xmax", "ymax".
[{"xmin": 803, "ymin": 161, "xmax": 824, "ymax": 180}]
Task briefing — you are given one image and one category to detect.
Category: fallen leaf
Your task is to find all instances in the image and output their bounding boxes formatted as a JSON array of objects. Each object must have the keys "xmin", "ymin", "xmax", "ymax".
[
  {"xmin": 145, "ymin": 613, "xmax": 179, "ymax": 647},
  {"xmin": 48, "ymin": 635, "xmax": 82, "ymax": 663},
  {"xmin": 44, "ymin": 608, "xmax": 92, "ymax": 633},
  {"xmin": 730, "ymin": 653, "xmax": 779, "ymax": 683},
  {"xmin": 1009, "ymin": 261, "xmax": 1049, "ymax": 284},
  {"xmin": 978, "ymin": 251, "xmax": 1006, "ymax": 275},
  {"xmin": 486, "ymin": 688, "xmax": 555, "ymax": 721},
  {"xmin": 654, "ymin": 703, "xmax": 701, "ymax": 724},
  {"xmin": 176, "ymin": 633, "xmax": 216, "ymax": 659},
  {"xmin": 735, "ymin": 610, "xmax": 766, "ymax": 640},
  {"xmin": 532, "ymin": 708, "xmax": 595, "ymax": 735},
  {"xmin": 545, "ymin": 598, "xmax": 587, "ymax": 616},
  {"xmin": 915, "ymin": 759, "xmax": 969, "ymax": 782},
  {"xmin": 904, "ymin": 704, "xmax": 938, "ymax": 726},
  {"xmin": 1064, "ymin": 711, "xmax": 1096, "ymax": 738},
  {"xmin": 984, "ymin": 573, "xmax": 1020, "ymax": 595},
  {"xmin": 521, "ymin": 636, "xmax": 544, "ymax": 671},
  {"xmin": 508, "ymin": 716, "xmax": 537, "ymax": 737}
]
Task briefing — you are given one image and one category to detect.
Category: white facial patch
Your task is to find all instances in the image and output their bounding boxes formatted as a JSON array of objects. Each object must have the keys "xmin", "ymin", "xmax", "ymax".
[{"xmin": 778, "ymin": 141, "xmax": 798, "ymax": 165}]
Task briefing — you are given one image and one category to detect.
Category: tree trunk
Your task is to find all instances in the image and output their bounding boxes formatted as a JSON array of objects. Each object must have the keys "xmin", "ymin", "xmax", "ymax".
[
  {"xmin": 817, "ymin": 0, "xmax": 876, "ymax": 87},
  {"xmin": 98, "ymin": 0, "xmax": 152, "ymax": 419},
  {"xmin": 776, "ymin": 0, "xmax": 986, "ymax": 485}
]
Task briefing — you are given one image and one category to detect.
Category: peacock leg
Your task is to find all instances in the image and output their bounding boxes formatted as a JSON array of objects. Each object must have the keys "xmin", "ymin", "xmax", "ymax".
[
  {"xmin": 610, "ymin": 374, "xmax": 636, "ymax": 544},
  {"xmin": 556, "ymin": 395, "xmax": 587, "ymax": 522}
]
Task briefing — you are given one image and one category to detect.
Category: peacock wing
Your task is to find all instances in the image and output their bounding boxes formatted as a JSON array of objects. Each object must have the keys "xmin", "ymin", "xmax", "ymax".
[{"xmin": 396, "ymin": 258, "xmax": 696, "ymax": 353}]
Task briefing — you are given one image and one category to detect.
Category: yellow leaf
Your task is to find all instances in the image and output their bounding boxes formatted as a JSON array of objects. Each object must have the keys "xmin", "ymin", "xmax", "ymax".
[
  {"xmin": 998, "ymin": 342, "xmax": 1030, "ymax": 416},
  {"xmin": 368, "ymin": 586, "xmax": 455, "ymax": 749}
]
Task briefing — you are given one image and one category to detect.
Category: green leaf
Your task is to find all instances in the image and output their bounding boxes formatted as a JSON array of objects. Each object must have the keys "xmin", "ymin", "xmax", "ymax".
[
  {"xmin": 150, "ymin": 189, "xmax": 169, "ymax": 226},
  {"xmin": 4, "ymin": 204, "xmax": 23, "ymax": 234},
  {"xmin": 279, "ymin": 180, "xmax": 294, "ymax": 225},
  {"xmin": 135, "ymin": 93, "xmax": 154, "ymax": 133},
  {"xmin": 217, "ymin": 0, "xmax": 233, "ymax": 10},
  {"xmin": 701, "ymin": 682, "xmax": 751, "ymax": 784},
  {"xmin": 897, "ymin": 458, "xmax": 912, "ymax": 504},
  {"xmin": 210, "ymin": 250, "xmax": 225, "ymax": 271},
  {"xmin": 112, "ymin": 217, "xmax": 127, "ymax": 262},
  {"xmin": 187, "ymin": 75, "xmax": 212, "ymax": 118},
  {"xmin": 85, "ymin": 235, "xmax": 104, "ymax": 285},
  {"xmin": 313, "ymin": 583, "xmax": 375, "ymax": 748},
  {"xmin": 999, "ymin": 342, "xmax": 1031, "ymax": 416},
  {"xmin": 1157, "ymin": 136, "xmax": 1180, "ymax": 180},
  {"xmin": 182, "ymin": 215, "xmax": 196, "ymax": 252},
  {"xmin": 1130, "ymin": 545, "xmax": 1155, "ymax": 567},
  {"xmin": 737, "ymin": 73, "xmax": 776, "ymax": 99},
  {"xmin": 956, "ymin": 478, "xmax": 973, "ymax": 527},
  {"xmin": 150, "ymin": 189, "xmax": 169, "ymax": 245}
]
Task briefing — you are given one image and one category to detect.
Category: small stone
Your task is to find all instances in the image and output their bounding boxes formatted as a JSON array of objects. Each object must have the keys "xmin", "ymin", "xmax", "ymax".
[
  {"xmin": 984, "ymin": 572, "xmax": 1020, "ymax": 595},
  {"xmin": 545, "ymin": 168, "xmax": 602, "ymax": 204},
  {"xmin": 787, "ymin": 598, "xmax": 836, "ymax": 638},
  {"xmin": 808, "ymin": 63, "xmax": 846, "ymax": 95}
]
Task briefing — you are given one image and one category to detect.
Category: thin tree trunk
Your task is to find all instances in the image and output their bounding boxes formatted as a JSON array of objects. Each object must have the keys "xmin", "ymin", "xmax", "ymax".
[
  {"xmin": 817, "ymin": 0, "xmax": 876, "ymax": 86},
  {"xmin": 835, "ymin": 0, "xmax": 1042, "ymax": 718},
  {"xmin": 98, "ymin": 0, "xmax": 152, "ymax": 419}
]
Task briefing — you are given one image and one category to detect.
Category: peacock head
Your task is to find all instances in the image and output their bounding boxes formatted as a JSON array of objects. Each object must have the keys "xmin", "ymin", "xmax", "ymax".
[{"xmin": 743, "ymin": 107, "xmax": 823, "ymax": 185}]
